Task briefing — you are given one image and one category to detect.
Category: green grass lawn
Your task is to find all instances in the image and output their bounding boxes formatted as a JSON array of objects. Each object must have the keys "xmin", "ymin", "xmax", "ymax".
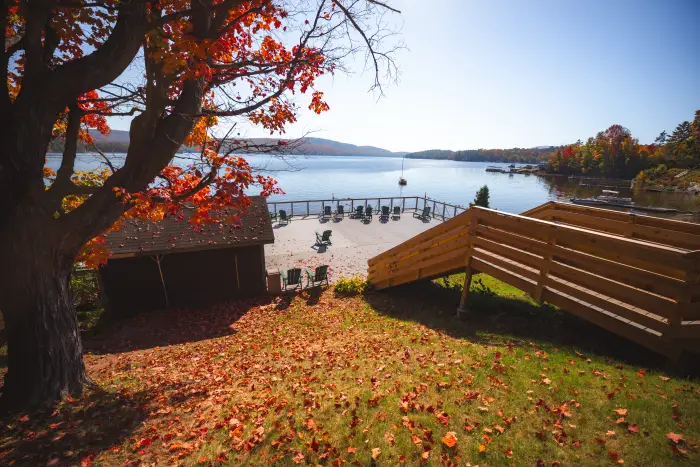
[{"xmin": 0, "ymin": 275, "xmax": 698, "ymax": 466}]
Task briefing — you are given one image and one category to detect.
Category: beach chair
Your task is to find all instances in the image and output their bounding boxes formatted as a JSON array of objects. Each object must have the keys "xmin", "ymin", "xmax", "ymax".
[
  {"xmin": 353, "ymin": 205, "xmax": 364, "ymax": 219},
  {"xmin": 315, "ymin": 230, "xmax": 332, "ymax": 246},
  {"xmin": 279, "ymin": 209, "xmax": 290, "ymax": 225},
  {"xmin": 335, "ymin": 205, "xmax": 345, "ymax": 218},
  {"xmin": 380, "ymin": 205, "xmax": 390, "ymax": 220},
  {"xmin": 306, "ymin": 265, "xmax": 329, "ymax": 287},
  {"xmin": 320, "ymin": 205, "xmax": 332, "ymax": 220},
  {"xmin": 413, "ymin": 206, "xmax": 431, "ymax": 221},
  {"xmin": 364, "ymin": 206, "xmax": 373, "ymax": 221},
  {"xmin": 280, "ymin": 267, "xmax": 302, "ymax": 290},
  {"xmin": 392, "ymin": 206, "xmax": 401, "ymax": 220},
  {"xmin": 268, "ymin": 211, "xmax": 277, "ymax": 222}
]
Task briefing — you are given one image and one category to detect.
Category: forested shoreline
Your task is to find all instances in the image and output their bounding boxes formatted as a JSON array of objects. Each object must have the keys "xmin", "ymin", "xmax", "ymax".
[{"xmin": 406, "ymin": 111, "xmax": 700, "ymax": 185}]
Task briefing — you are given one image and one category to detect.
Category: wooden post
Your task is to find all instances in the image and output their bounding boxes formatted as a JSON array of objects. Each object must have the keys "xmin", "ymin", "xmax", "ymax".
[
  {"xmin": 306, "ymin": 201, "xmax": 309, "ymax": 217},
  {"xmin": 457, "ymin": 222, "xmax": 477, "ymax": 316},
  {"xmin": 433, "ymin": 200, "xmax": 436, "ymax": 218},
  {"xmin": 624, "ymin": 214, "xmax": 636, "ymax": 238},
  {"xmin": 291, "ymin": 202, "xmax": 294, "ymax": 218},
  {"xmin": 534, "ymin": 227, "xmax": 557, "ymax": 301},
  {"xmin": 442, "ymin": 203, "xmax": 446, "ymax": 220},
  {"xmin": 458, "ymin": 262, "xmax": 474, "ymax": 316},
  {"xmin": 454, "ymin": 206, "xmax": 457, "ymax": 217},
  {"xmin": 402, "ymin": 198, "xmax": 406, "ymax": 213},
  {"xmin": 415, "ymin": 198, "xmax": 418, "ymax": 211}
]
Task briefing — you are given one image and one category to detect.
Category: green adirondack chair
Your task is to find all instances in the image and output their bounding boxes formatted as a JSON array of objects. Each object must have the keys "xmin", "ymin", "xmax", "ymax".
[
  {"xmin": 380, "ymin": 205, "xmax": 390, "ymax": 219},
  {"xmin": 279, "ymin": 209, "xmax": 290, "ymax": 225},
  {"xmin": 320, "ymin": 205, "xmax": 332, "ymax": 220},
  {"xmin": 413, "ymin": 206, "xmax": 431, "ymax": 221},
  {"xmin": 353, "ymin": 205, "xmax": 364, "ymax": 219},
  {"xmin": 364, "ymin": 205, "xmax": 373, "ymax": 221},
  {"xmin": 392, "ymin": 206, "xmax": 401, "ymax": 219},
  {"xmin": 306, "ymin": 265, "xmax": 329, "ymax": 287},
  {"xmin": 280, "ymin": 268, "xmax": 302, "ymax": 290},
  {"xmin": 315, "ymin": 230, "xmax": 332, "ymax": 246},
  {"xmin": 335, "ymin": 205, "xmax": 345, "ymax": 218}
]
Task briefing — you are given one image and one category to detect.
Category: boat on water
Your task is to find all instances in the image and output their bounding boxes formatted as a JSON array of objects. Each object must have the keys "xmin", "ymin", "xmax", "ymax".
[
  {"xmin": 570, "ymin": 190, "xmax": 680, "ymax": 213},
  {"xmin": 398, "ymin": 155, "xmax": 407, "ymax": 185}
]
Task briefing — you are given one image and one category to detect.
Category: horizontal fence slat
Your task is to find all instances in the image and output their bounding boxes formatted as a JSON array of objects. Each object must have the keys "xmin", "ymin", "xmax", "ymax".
[
  {"xmin": 369, "ymin": 211, "xmax": 471, "ymax": 265},
  {"xmin": 369, "ymin": 226, "xmax": 469, "ymax": 273},
  {"xmin": 546, "ymin": 277, "xmax": 669, "ymax": 333},
  {"xmin": 470, "ymin": 257, "xmax": 537, "ymax": 296},
  {"xmin": 548, "ymin": 261, "xmax": 676, "ymax": 319},
  {"xmin": 549, "ymin": 202, "xmax": 700, "ymax": 236},
  {"xmin": 369, "ymin": 239, "xmax": 470, "ymax": 280},
  {"xmin": 369, "ymin": 247, "xmax": 468, "ymax": 284},
  {"xmin": 539, "ymin": 288, "xmax": 679, "ymax": 358},
  {"xmin": 540, "ymin": 209, "xmax": 700, "ymax": 251},
  {"xmin": 471, "ymin": 236, "xmax": 544, "ymax": 271}
]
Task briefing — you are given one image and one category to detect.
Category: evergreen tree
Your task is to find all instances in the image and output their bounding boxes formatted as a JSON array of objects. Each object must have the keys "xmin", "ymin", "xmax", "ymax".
[{"xmin": 472, "ymin": 185, "xmax": 490, "ymax": 208}]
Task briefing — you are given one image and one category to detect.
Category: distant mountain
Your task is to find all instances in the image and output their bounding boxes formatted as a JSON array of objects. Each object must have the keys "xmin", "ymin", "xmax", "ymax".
[{"xmin": 49, "ymin": 130, "xmax": 406, "ymax": 158}]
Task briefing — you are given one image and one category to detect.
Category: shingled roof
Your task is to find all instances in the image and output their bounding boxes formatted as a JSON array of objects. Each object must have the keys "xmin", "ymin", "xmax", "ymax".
[{"xmin": 105, "ymin": 196, "xmax": 274, "ymax": 258}]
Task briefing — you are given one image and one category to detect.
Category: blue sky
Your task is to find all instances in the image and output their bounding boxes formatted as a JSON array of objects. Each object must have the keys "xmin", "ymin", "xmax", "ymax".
[{"xmin": 110, "ymin": 0, "xmax": 700, "ymax": 152}]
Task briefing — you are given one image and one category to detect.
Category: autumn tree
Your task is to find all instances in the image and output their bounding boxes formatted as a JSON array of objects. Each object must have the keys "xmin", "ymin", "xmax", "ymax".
[{"xmin": 0, "ymin": 0, "xmax": 400, "ymax": 410}]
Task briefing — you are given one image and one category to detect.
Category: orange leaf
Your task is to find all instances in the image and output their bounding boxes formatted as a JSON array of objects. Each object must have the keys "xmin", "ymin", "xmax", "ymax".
[
  {"xmin": 667, "ymin": 432, "xmax": 685, "ymax": 444},
  {"xmin": 441, "ymin": 432, "xmax": 458, "ymax": 448}
]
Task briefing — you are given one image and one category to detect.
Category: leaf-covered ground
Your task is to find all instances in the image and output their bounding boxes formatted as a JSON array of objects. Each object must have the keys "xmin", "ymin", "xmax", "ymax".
[{"xmin": 1, "ymin": 275, "xmax": 699, "ymax": 466}]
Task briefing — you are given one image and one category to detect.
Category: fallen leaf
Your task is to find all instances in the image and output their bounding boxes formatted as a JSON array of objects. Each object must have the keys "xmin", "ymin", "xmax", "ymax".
[
  {"xmin": 478, "ymin": 443, "xmax": 487, "ymax": 453},
  {"xmin": 666, "ymin": 432, "xmax": 685, "ymax": 444},
  {"xmin": 615, "ymin": 408, "xmax": 627, "ymax": 416},
  {"xmin": 627, "ymin": 424, "xmax": 640, "ymax": 434},
  {"xmin": 441, "ymin": 432, "xmax": 458, "ymax": 448},
  {"xmin": 371, "ymin": 447, "xmax": 381, "ymax": 460}
]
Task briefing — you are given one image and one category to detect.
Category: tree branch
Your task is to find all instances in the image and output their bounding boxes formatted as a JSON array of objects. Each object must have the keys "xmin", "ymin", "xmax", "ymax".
[
  {"xmin": 44, "ymin": 106, "xmax": 82, "ymax": 206},
  {"xmin": 49, "ymin": 1, "xmax": 148, "ymax": 103}
]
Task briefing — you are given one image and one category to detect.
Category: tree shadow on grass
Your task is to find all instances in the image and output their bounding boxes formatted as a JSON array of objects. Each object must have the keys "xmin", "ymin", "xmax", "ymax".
[
  {"xmin": 0, "ymin": 387, "xmax": 150, "ymax": 466},
  {"xmin": 85, "ymin": 296, "xmax": 275, "ymax": 355},
  {"xmin": 365, "ymin": 280, "xmax": 670, "ymax": 370}
]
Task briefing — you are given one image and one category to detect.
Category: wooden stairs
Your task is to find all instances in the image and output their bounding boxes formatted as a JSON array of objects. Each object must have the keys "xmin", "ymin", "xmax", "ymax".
[{"xmin": 367, "ymin": 202, "xmax": 700, "ymax": 359}]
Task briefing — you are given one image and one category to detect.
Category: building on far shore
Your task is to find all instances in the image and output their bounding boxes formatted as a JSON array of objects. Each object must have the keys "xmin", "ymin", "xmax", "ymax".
[{"xmin": 99, "ymin": 196, "xmax": 273, "ymax": 316}]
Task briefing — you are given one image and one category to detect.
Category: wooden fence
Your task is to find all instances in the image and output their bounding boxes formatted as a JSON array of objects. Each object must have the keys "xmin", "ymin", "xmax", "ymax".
[
  {"xmin": 267, "ymin": 195, "xmax": 468, "ymax": 220},
  {"xmin": 367, "ymin": 202, "xmax": 700, "ymax": 359}
]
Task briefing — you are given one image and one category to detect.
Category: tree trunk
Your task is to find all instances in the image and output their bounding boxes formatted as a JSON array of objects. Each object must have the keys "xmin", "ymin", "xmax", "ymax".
[{"xmin": 0, "ymin": 209, "xmax": 87, "ymax": 411}]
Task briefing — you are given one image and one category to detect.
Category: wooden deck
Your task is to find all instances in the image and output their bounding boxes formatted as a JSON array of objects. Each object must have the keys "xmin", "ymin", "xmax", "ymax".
[{"xmin": 367, "ymin": 201, "xmax": 700, "ymax": 359}]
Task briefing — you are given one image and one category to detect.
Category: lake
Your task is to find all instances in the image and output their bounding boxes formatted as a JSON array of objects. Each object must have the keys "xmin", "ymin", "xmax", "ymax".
[{"xmin": 46, "ymin": 153, "xmax": 700, "ymax": 216}]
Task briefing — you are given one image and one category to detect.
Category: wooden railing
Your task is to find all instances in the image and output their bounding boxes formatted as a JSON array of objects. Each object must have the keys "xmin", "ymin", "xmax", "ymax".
[
  {"xmin": 367, "ymin": 202, "xmax": 700, "ymax": 359},
  {"xmin": 267, "ymin": 195, "xmax": 468, "ymax": 220}
]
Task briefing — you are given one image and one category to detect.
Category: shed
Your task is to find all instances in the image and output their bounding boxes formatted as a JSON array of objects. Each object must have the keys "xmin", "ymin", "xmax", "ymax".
[{"xmin": 99, "ymin": 196, "xmax": 274, "ymax": 315}]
